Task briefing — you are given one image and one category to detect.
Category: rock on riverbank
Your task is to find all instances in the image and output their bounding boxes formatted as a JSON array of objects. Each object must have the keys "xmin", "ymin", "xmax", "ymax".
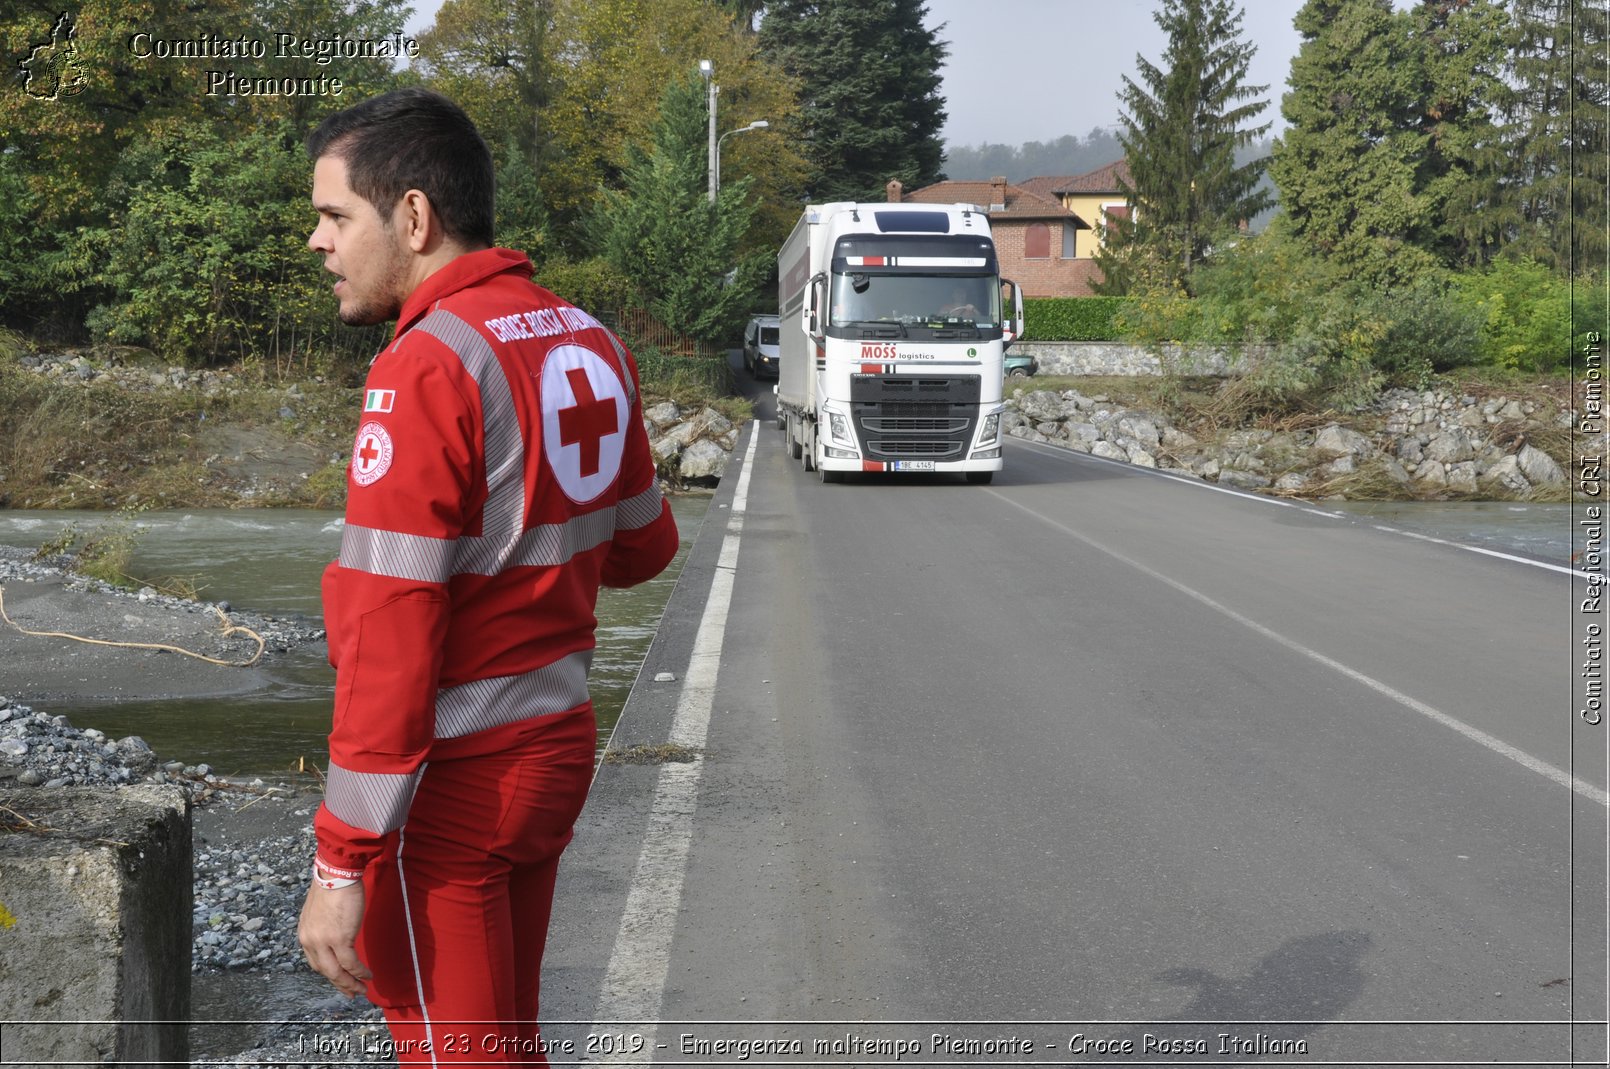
[
  {"xmin": 645, "ymin": 399, "xmax": 742, "ymax": 484},
  {"xmin": 1004, "ymin": 386, "xmax": 1574, "ymax": 499}
]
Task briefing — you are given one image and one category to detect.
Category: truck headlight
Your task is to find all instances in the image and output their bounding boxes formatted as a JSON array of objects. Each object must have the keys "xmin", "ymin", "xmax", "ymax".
[
  {"xmin": 977, "ymin": 412, "xmax": 1001, "ymax": 446},
  {"xmin": 828, "ymin": 411, "xmax": 853, "ymax": 445}
]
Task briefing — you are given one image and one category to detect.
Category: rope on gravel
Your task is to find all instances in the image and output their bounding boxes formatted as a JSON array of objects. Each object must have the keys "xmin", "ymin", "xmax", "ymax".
[{"xmin": 0, "ymin": 586, "xmax": 266, "ymax": 667}]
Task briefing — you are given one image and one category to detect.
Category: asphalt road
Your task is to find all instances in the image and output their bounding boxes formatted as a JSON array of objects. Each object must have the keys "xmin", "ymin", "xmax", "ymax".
[{"xmin": 542, "ymin": 371, "xmax": 1607, "ymax": 1067}]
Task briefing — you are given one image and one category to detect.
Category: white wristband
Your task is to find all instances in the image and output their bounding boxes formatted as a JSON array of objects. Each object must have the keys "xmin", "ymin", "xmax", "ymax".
[{"xmin": 312, "ymin": 864, "xmax": 359, "ymax": 890}]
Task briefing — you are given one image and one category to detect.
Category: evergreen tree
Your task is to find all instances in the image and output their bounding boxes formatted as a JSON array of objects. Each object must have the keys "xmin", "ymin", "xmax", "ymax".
[
  {"xmin": 1096, "ymin": 0, "xmax": 1272, "ymax": 294},
  {"xmin": 758, "ymin": 0, "xmax": 947, "ymax": 201},
  {"xmin": 1270, "ymin": 0, "xmax": 1440, "ymax": 286},
  {"xmin": 1272, "ymin": 0, "xmax": 1513, "ymax": 283},
  {"xmin": 591, "ymin": 75, "xmax": 768, "ymax": 344},
  {"xmin": 1498, "ymin": 0, "xmax": 1608, "ymax": 274},
  {"xmin": 1409, "ymin": 0, "xmax": 1510, "ymax": 269}
]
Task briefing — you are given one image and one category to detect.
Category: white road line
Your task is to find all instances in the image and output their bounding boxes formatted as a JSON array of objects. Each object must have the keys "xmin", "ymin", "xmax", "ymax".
[
  {"xmin": 592, "ymin": 423, "xmax": 760, "ymax": 1059},
  {"xmin": 1011, "ymin": 438, "xmax": 1593, "ymax": 580},
  {"xmin": 992, "ymin": 490, "xmax": 1610, "ymax": 808}
]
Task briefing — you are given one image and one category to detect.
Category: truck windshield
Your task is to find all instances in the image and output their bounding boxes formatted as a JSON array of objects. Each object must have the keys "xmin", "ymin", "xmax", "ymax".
[{"xmin": 830, "ymin": 273, "xmax": 1000, "ymax": 328}]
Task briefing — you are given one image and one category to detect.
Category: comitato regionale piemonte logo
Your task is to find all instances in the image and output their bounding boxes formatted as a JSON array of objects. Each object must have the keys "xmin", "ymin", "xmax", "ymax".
[{"xmin": 20, "ymin": 11, "xmax": 88, "ymax": 101}]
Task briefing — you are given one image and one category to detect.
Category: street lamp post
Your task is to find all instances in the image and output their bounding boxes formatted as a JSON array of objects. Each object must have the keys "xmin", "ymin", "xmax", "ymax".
[
  {"xmin": 699, "ymin": 59, "xmax": 717, "ymax": 204},
  {"xmin": 715, "ymin": 120, "xmax": 769, "ymax": 203}
]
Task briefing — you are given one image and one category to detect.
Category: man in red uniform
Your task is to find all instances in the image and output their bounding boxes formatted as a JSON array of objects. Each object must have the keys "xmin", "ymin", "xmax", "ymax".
[{"xmin": 296, "ymin": 89, "xmax": 679, "ymax": 1063}]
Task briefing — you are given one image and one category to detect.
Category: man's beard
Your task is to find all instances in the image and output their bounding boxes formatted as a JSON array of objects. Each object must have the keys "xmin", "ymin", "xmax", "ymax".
[
  {"xmin": 338, "ymin": 296, "xmax": 402, "ymax": 327},
  {"xmin": 337, "ymin": 243, "xmax": 407, "ymax": 327}
]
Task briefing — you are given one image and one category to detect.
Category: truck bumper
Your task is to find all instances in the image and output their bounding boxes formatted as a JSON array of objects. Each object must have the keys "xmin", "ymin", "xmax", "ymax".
[{"xmin": 816, "ymin": 455, "xmax": 1004, "ymax": 474}]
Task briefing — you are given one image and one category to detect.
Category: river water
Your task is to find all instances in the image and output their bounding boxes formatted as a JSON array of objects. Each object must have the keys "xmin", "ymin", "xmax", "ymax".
[{"xmin": 0, "ymin": 496, "xmax": 709, "ymax": 773}]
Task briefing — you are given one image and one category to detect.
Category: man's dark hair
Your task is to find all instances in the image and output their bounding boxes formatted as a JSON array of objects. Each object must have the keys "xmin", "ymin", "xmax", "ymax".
[{"xmin": 306, "ymin": 88, "xmax": 495, "ymax": 247}]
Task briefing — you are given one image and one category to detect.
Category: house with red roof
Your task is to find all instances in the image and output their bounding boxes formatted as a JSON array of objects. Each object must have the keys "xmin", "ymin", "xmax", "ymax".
[{"xmin": 892, "ymin": 159, "xmax": 1132, "ymax": 298}]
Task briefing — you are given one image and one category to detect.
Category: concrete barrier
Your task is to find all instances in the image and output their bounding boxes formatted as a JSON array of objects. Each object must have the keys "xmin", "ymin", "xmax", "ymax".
[{"xmin": 0, "ymin": 785, "xmax": 191, "ymax": 1066}]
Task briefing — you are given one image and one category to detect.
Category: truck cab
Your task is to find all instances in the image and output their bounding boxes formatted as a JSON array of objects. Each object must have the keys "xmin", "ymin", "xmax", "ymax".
[{"xmin": 777, "ymin": 203, "xmax": 1022, "ymax": 484}]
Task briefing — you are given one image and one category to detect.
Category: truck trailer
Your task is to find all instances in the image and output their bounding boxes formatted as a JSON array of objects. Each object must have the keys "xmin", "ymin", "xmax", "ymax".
[{"xmin": 775, "ymin": 201, "xmax": 1022, "ymax": 484}]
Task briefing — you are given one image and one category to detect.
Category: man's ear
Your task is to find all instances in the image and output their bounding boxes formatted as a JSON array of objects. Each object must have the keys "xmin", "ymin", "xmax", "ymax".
[{"xmin": 396, "ymin": 189, "xmax": 437, "ymax": 253}]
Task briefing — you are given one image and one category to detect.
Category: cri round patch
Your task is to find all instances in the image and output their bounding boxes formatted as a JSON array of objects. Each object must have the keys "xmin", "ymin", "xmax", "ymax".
[
  {"xmin": 351, "ymin": 421, "xmax": 394, "ymax": 486},
  {"xmin": 540, "ymin": 343, "xmax": 628, "ymax": 504}
]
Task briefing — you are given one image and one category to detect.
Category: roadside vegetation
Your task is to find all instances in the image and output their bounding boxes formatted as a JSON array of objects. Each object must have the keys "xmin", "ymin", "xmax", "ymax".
[{"xmin": 0, "ymin": 332, "xmax": 747, "ymax": 514}]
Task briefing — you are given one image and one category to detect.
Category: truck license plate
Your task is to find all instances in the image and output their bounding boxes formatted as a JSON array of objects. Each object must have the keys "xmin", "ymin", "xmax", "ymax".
[{"xmin": 894, "ymin": 461, "xmax": 936, "ymax": 472}]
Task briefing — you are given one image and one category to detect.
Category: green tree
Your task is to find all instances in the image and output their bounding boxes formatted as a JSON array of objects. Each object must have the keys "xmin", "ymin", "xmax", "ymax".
[
  {"xmin": 70, "ymin": 122, "xmax": 342, "ymax": 368},
  {"xmin": 0, "ymin": 0, "xmax": 409, "ymax": 349},
  {"xmin": 759, "ymin": 0, "xmax": 947, "ymax": 201},
  {"xmin": 1096, "ymin": 0, "xmax": 1271, "ymax": 294},
  {"xmin": 1497, "ymin": 0, "xmax": 1608, "ymax": 274},
  {"xmin": 1271, "ymin": 0, "xmax": 1438, "ymax": 286},
  {"xmin": 1410, "ymin": 0, "xmax": 1510, "ymax": 269},
  {"xmin": 415, "ymin": 0, "xmax": 556, "ymax": 258},
  {"xmin": 591, "ymin": 75, "xmax": 769, "ymax": 344},
  {"xmin": 487, "ymin": 0, "xmax": 805, "ymax": 256},
  {"xmin": 1271, "ymin": 0, "xmax": 1512, "ymax": 284}
]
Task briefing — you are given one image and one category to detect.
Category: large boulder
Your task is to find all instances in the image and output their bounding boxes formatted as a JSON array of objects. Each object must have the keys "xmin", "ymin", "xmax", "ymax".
[
  {"xmin": 678, "ymin": 438, "xmax": 729, "ymax": 481},
  {"xmin": 643, "ymin": 401, "xmax": 682, "ymax": 428},
  {"xmin": 1114, "ymin": 413, "xmax": 1162, "ymax": 447},
  {"xmin": 1424, "ymin": 428, "xmax": 1478, "ymax": 464},
  {"xmin": 1314, "ymin": 423, "xmax": 1375, "ymax": 459},
  {"xmin": 1413, "ymin": 459, "xmax": 1448, "ymax": 487},
  {"xmin": 1516, "ymin": 444, "xmax": 1566, "ymax": 487},
  {"xmin": 1016, "ymin": 390, "xmax": 1071, "ymax": 423},
  {"xmin": 1482, "ymin": 454, "xmax": 1532, "ymax": 495},
  {"xmin": 1218, "ymin": 468, "xmax": 1272, "ymax": 490},
  {"xmin": 1447, "ymin": 462, "xmax": 1481, "ymax": 494}
]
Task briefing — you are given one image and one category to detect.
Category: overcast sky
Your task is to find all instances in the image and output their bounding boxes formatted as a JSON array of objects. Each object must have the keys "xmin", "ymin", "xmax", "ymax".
[{"xmin": 401, "ymin": 1, "xmax": 1310, "ymax": 149}]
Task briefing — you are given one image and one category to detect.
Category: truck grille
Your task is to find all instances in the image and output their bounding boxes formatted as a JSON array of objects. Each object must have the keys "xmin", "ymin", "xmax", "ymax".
[
  {"xmin": 848, "ymin": 374, "xmax": 981, "ymax": 463},
  {"xmin": 861, "ymin": 416, "xmax": 968, "ymax": 433},
  {"xmin": 866, "ymin": 439, "xmax": 965, "ymax": 458}
]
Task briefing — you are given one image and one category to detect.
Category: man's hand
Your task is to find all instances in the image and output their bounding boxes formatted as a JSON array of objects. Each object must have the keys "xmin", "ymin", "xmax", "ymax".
[{"xmin": 298, "ymin": 880, "xmax": 372, "ymax": 998}]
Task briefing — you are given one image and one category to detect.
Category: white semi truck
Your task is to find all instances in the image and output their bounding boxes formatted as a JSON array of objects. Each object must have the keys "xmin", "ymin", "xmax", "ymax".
[{"xmin": 775, "ymin": 201, "xmax": 1023, "ymax": 484}]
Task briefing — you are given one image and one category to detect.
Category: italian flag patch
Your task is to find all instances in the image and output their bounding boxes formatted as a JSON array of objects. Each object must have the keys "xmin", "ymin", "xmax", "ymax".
[{"xmin": 364, "ymin": 389, "xmax": 395, "ymax": 413}]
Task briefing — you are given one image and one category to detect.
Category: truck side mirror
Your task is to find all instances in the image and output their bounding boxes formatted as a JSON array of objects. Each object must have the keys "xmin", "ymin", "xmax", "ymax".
[{"xmin": 1002, "ymin": 278, "xmax": 1022, "ymax": 349}]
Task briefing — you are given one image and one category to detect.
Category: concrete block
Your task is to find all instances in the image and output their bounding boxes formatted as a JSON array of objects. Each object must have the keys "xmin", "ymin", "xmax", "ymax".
[{"xmin": 0, "ymin": 786, "xmax": 191, "ymax": 1065}]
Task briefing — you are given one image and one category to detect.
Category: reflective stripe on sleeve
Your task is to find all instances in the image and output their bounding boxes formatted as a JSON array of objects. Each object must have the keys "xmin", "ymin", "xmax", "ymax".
[
  {"xmin": 615, "ymin": 483, "xmax": 665, "ymax": 531},
  {"xmin": 325, "ymin": 763, "xmax": 425, "ymax": 836},
  {"xmin": 508, "ymin": 508, "xmax": 616, "ymax": 569},
  {"xmin": 434, "ymin": 649, "xmax": 593, "ymax": 740},
  {"xmin": 339, "ymin": 524, "xmax": 455, "ymax": 583},
  {"xmin": 341, "ymin": 496, "xmax": 652, "ymax": 580}
]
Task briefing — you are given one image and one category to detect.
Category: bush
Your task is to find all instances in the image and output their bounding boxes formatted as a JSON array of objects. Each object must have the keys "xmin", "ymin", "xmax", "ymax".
[
  {"xmin": 1450, "ymin": 259, "xmax": 1573, "ymax": 373},
  {"xmin": 1023, "ymin": 297, "xmax": 1132, "ymax": 340},
  {"xmin": 1356, "ymin": 280, "xmax": 1485, "ymax": 381},
  {"xmin": 630, "ymin": 344, "xmax": 732, "ymax": 396},
  {"xmin": 535, "ymin": 257, "xmax": 637, "ymax": 315}
]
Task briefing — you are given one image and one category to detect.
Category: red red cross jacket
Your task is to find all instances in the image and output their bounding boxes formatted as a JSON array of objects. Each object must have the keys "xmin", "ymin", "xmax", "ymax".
[{"xmin": 314, "ymin": 248, "xmax": 679, "ymax": 878}]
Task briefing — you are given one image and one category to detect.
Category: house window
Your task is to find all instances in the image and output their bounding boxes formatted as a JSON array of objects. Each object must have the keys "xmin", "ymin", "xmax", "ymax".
[
  {"xmin": 1025, "ymin": 222, "xmax": 1050, "ymax": 259},
  {"xmin": 1062, "ymin": 222, "xmax": 1078, "ymax": 259},
  {"xmin": 1101, "ymin": 202, "xmax": 1130, "ymax": 244}
]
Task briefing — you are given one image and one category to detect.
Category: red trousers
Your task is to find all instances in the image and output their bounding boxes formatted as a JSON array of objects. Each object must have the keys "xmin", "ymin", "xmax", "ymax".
[{"xmin": 356, "ymin": 708, "xmax": 596, "ymax": 1066}]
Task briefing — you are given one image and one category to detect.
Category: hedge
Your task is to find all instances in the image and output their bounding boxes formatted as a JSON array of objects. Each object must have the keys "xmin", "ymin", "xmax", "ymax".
[{"xmin": 1023, "ymin": 297, "xmax": 1132, "ymax": 341}]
